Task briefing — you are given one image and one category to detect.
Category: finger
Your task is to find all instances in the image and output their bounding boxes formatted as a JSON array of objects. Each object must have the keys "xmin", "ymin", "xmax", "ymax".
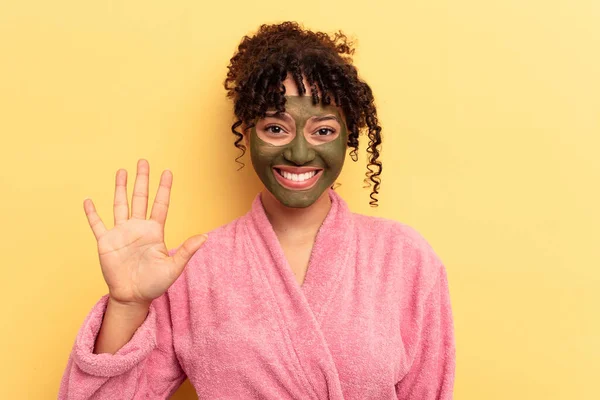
[
  {"xmin": 83, "ymin": 198, "xmax": 107, "ymax": 240},
  {"xmin": 149, "ymin": 169, "xmax": 173, "ymax": 227},
  {"xmin": 131, "ymin": 159, "xmax": 149, "ymax": 219},
  {"xmin": 113, "ymin": 169, "xmax": 129, "ymax": 226},
  {"xmin": 171, "ymin": 234, "xmax": 208, "ymax": 277}
]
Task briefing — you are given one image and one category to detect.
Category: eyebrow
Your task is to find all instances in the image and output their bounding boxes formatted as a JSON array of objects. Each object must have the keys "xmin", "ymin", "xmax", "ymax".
[
  {"xmin": 310, "ymin": 115, "xmax": 340, "ymax": 124},
  {"xmin": 264, "ymin": 112, "xmax": 340, "ymax": 124}
]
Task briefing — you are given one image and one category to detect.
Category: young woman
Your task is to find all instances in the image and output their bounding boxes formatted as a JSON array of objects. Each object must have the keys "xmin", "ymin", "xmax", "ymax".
[{"xmin": 59, "ymin": 22, "xmax": 455, "ymax": 399}]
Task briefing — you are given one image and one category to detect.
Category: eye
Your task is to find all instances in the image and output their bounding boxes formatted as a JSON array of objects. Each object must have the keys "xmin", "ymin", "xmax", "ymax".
[
  {"xmin": 314, "ymin": 127, "xmax": 336, "ymax": 136},
  {"xmin": 265, "ymin": 125, "xmax": 286, "ymax": 135}
]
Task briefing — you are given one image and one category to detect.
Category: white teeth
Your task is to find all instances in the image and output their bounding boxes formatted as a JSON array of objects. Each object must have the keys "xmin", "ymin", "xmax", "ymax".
[{"xmin": 280, "ymin": 170, "xmax": 317, "ymax": 182}]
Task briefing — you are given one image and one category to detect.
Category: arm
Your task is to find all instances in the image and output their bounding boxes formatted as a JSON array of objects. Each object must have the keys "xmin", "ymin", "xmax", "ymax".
[
  {"xmin": 61, "ymin": 161, "xmax": 206, "ymax": 399},
  {"xmin": 58, "ymin": 292, "xmax": 186, "ymax": 399},
  {"xmin": 396, "ymin": 266, "xmax": 456, "ymax": 399},
  {"xmin": 94, "ymin": 297, "xmax": 150, "ymax": 355}
]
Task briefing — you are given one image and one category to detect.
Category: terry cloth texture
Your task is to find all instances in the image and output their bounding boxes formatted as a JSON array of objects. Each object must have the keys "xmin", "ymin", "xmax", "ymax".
[{"xmin": 59, "ymin": 189, "xmax": 455, "ymax": 399}]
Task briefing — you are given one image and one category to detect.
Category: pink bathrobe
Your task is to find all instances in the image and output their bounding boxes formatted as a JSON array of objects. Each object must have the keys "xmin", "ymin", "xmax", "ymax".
[{"xmin": 59, "ymin": 189, "xmax": 455, "ymax": 399}]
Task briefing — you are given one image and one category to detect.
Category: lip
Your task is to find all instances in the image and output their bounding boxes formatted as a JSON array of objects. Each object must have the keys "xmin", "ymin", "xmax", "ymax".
[
  {"xmin": 274, "ymin": 165, "xmax": 322, "ymax": 173},
  {"xmin": 272, "ymin": 166, "xmax": 324, "ymax": 190}
]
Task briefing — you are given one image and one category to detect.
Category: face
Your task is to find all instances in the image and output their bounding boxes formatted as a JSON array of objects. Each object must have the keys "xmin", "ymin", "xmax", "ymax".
[{"xmin": 248, "ymin": 95, "xmax": 348, "ymax": 208}]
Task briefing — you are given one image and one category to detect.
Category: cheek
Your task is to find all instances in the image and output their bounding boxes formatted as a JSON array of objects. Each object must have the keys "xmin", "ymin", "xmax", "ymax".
[
  {"xmin": 250, "ymin": 140, "xmax": 285, "ymax": 165},
  {"xmin": 319, "ymin": 142, "xmax": 346, "ymax": 168}
]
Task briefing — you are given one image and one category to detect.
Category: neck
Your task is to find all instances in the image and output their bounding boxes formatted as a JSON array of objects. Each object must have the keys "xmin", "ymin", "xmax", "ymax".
[{"xmin": 261, "ymin": 189, "xmax": 332, "ymax": 241}]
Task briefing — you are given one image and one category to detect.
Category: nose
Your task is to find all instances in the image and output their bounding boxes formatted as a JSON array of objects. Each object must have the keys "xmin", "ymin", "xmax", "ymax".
[{"xmin": 283, "ymin": 133, "xmax": 316, "ymax": 165}]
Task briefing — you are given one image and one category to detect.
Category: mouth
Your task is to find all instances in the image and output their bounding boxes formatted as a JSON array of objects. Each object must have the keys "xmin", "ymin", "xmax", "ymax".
[{"xmin": 272, "ymin": 166, "xmax": 324, "ymax": 190}]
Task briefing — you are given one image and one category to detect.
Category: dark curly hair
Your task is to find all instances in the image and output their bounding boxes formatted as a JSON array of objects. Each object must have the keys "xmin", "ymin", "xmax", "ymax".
[{"xmin": 224, "ymin": 21, "xmax": 382, "ymax": 206}]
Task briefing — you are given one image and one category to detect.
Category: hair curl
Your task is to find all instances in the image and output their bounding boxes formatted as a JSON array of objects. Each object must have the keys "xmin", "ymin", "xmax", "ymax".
[{"xmin": 224, "ymin": 21, "xmax": 382, "ymax": 206}]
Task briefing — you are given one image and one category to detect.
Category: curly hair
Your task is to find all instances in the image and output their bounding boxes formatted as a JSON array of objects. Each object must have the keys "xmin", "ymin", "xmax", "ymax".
[{"xmin": 224, "ymin": 21, "xmax": 382, "ymax": 206}]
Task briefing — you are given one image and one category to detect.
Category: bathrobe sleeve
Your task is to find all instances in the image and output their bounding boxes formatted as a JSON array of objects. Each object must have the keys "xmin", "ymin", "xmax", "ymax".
[
  {"xmin": 58, "ymin": 292, "xmax": 186, "ymax": 399},
  {"xmin": 395, "ymin": 265, "xmax": 456, "ymax": 399}
]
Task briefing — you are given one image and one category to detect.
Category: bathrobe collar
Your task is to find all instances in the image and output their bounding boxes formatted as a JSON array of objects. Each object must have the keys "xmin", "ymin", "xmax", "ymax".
[
  {"xmin": 246, "ymin": 188, "xmax": 355, "ymax": 321},
  {"xmin": 242, "ymin": 188, "xmax": 355, "ymax": 399}
]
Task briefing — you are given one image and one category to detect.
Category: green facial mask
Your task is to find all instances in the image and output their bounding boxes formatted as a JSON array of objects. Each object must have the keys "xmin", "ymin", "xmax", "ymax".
[{"xmin": 250, "ymin": 96, "xmax": 348, "ymax": 208}]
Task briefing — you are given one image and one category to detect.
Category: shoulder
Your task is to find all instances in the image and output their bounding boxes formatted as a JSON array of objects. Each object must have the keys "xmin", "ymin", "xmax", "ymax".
[
  {"xmin": 352, "ymin": 212, "xmax": 440, "ymax": 258},
  {"xmin": 352, "ymin": 212, "xmax": 445, "ymax": 290},
  {"xmin": 353, "ymin": 213, "xmax": 433, "ymax": 248}
]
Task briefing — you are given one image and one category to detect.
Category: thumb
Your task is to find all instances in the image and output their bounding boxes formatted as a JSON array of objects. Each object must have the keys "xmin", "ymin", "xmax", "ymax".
[{"xmin": 171, "ymin": 234, "xmax": 208, "ymax": 275}]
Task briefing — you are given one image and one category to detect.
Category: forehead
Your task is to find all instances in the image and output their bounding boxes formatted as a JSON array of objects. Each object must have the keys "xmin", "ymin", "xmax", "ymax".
[
  {"xmin": 277, "ymin": 73, "xmax": 342, "ymax": 118},
  {"xmin": 272, "ymin": 96, "xmax": 341, "ymax": 121}
]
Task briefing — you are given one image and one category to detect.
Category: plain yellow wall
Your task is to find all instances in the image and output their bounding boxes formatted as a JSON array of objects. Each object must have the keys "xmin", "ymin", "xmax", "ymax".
[{"xmin": 1, "ymin": 0, "xmax": 598, "ymax": 398}]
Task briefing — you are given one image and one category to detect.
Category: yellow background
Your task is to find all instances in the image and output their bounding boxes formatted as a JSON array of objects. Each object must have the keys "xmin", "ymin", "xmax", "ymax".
[{"xmin": 1, "ymin": 0, "xmax": 598, "ymax": 398}]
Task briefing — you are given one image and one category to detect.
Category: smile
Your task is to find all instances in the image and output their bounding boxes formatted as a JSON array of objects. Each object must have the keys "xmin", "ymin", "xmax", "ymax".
[{"xmin": 273, "ymin": 166, "xmax": 323, "ymax": 190}]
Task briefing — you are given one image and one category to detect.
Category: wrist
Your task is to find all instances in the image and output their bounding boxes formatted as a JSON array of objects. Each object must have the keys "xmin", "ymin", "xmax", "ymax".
[{"xmin": 107, "ymin": 296, "xmax": 151, "ymax": 318}]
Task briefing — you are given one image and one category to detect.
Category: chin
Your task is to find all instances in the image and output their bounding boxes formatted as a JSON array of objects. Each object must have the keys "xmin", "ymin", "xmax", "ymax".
[
  {"xmin": 279, "ymin": 198, "xmax": 315, "ymax": 209},
  {"xmin": 269, "ymin": 189, "xmax": 323, "ymax": 209}
]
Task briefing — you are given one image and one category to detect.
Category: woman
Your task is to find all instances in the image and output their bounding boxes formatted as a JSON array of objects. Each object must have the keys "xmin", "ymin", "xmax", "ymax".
[{"xmin": 59, "ymin": 22, "xmax": 455, "ymax": 399}]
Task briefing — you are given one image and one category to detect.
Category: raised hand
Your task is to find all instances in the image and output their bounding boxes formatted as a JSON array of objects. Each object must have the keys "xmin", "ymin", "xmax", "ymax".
[{"xmin": 83, "ymin": 159, "xmax": 207, "ymax": 307}]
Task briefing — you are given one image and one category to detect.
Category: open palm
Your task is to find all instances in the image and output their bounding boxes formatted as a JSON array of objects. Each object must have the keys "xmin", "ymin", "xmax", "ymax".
[{"xmin": 83, "ymin": 159, "xmax": 207, "ymax": 306}]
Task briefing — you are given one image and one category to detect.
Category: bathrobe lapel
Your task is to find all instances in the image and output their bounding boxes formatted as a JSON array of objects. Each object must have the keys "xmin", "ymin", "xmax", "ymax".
[{"xmin": 243, "ymin": 189, "xmax": 355, "ymax": 400}]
